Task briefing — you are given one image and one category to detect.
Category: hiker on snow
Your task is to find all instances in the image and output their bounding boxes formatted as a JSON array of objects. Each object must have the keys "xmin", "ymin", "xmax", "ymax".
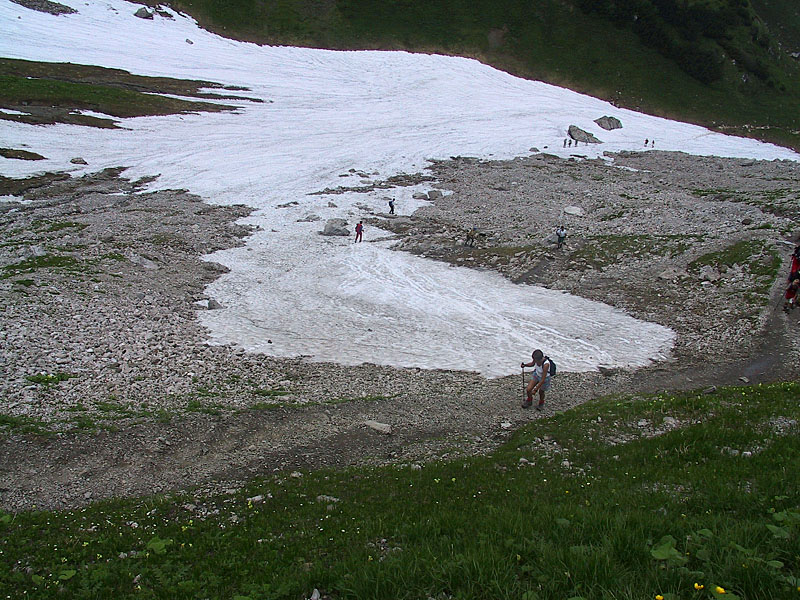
[
  {"xmin": 355, "ymin": 221, "xmax": 363, "ymax": 243},
  {"xmin": 521, "ymin": 349, "xmax": 552, "ymax": 410}
]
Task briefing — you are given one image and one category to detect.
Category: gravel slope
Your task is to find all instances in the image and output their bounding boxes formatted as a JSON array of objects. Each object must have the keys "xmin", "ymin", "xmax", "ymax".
[{"xmin": 1, "ymin": 152, "xmax": 798, "ymax": 511}]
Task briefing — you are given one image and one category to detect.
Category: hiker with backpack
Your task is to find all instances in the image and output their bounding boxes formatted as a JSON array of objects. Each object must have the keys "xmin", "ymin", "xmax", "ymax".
[
  {"xmin": 520, "ymin": 349, "xmax": 555, "ymax": 410},
  {"xmin": 555, "ymin": 225, "xmax": 567, "ymax": 249}
]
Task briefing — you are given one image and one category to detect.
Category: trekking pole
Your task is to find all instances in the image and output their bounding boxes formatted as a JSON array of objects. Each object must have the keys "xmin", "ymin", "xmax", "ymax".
[{"xmin": 521, "ymin": 366, "xmax": 526, "ymax": 404}]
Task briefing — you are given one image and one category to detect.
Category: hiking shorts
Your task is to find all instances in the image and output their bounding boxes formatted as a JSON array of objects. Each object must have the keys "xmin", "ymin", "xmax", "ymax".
[{"xmin": 531, "ymin": 374, "xmax": 551, "ymax": 391}]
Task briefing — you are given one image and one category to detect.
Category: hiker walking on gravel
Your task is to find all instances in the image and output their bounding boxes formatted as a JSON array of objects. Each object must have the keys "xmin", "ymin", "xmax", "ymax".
[
  {"xmin": 465, "ymin": 227, "xmax": 478, "ymax": 247},
  {"xmin": 788, "ymin": 245, "xmax": 800, "ymax": 281},
  {"xmin": 388, "ymin": 199, "xmax": 395, "ymax": 215},
  {"xmin": 355, "ymin": 221, "xmax": 363, "ymax": 243},
  {"xmin": 784, "ymin": 277, "xmax": 800, "ymax": 312},
  {"xmin": 556, "ymin": 225, "xmax": 567, "ymax": 249},
  {"xmin": 521, "ymin": 349, "xmax": 552, "ymax": 410}
]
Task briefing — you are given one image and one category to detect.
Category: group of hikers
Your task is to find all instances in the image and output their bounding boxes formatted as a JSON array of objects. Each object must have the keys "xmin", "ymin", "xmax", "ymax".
[
  {"xmin": 784, "ymin": 245, "xmax": 800, "ymax": 312},
  {"xmin": 464, "ymin": 225, "xmax": 567, "ymax": 249},
  {"xmin": 352, "ymin": 200, "xmax": 398, "ymax": 242}
]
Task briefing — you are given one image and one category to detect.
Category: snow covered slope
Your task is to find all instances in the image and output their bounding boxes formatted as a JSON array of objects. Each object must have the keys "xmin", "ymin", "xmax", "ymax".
[{"xmin": 2, "ymin": 0, "xmax": 796, "ymax": 376}]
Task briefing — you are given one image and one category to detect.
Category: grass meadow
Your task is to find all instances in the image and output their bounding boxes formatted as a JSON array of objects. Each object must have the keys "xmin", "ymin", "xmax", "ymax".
[{"xmin": 1, "ymin": 382, "xmax": 798, "ymax": 599}]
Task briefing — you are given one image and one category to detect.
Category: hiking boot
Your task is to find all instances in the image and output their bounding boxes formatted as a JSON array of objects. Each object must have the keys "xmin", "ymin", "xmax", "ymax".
[
  {"xmin": 535, "ymin": 402, "xmax": 545, "ymax": 411},
  {"xmin": 521, "ymin": 399, "xmax": 532, "ymax": 409}
]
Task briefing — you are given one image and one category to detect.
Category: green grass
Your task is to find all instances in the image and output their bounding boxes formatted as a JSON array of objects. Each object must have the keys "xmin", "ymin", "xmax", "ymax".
[
  {"xmin": 2, "ymin": 254, "xmax": 88, "ymax": 280},
  {"xmin": 45, "ymin": 221, "xmax": 87, "ymax": 233},
  {"xmin": 0, "ymin": 413, "xmax": 49, "ymax": 435},
  {"xmin": 253, "ymin": 387, "xmax": 290, "ymax": 398},
  {"xmin": 1, "ymin": 383, "xmax": 798, "ymax": 599},
  {"xmin": 24, "ymin": 372, "xmax": 77, "ymax": 386},
  {"xmin": 689, "ymin": 240, "xmax": 781, "ymax": 296},
  {"xmin": 692, "ymin": 187, "xmax": 800, "ymax": 219},
  {"xmin": 570, "ymin": 234, "xmax": 696, "ymax": 271},
  {"xmin": 185, "ymin": 399, "xmax": 223, "ymax": 416},
  {"xmin": 0, "ymin": 74, "xmax": 231, "ymax": 121},
  {"xmin": 248, "ymin": 401, "xmax": 285, "ymax": 411}
]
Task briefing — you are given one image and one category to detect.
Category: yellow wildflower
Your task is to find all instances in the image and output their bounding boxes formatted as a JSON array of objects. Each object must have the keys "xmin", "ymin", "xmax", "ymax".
[
  {"xmin": 715, "ymin": 586, "xmax": 726, "ymax": 594},
  {"xmin": 694, "ymin": 583, "xmax": 704, "ymax": 590},
  {"xmin": 656, "ymin": 595, "xmax": 664, "ymax": 600}
]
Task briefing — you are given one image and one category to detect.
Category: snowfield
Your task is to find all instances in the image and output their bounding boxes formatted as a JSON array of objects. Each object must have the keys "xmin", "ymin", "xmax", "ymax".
[{"xmin": 2, "ymin": 0, "xmax": 797, "ymax": 376}]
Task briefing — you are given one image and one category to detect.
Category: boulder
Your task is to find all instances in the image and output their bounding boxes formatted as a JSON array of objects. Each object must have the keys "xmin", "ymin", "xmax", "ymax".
[
  {"xmin": 134, "ymin": 7, "xmax": 153, "ymax": 19},
  {"xmin": 427, "ymin": 190, "xmax": 444, "ymax": 200},
  {"xmin": 296, "ymin": 214, "xmax": 321, "ymax": 223},
  {"xmin": 594, "ymin": 116, "xmax": 622, "ymax": 131},
  {"xmin": 70, "ymin": 157, "xmax": 88, "ymax": 165},
  {"xmin": 563, "ymin": 205, "xmax": 585, "ymax": 217},
  {"xmin": 698, "ymin": 265, "xmax": 720, "ymax": 282},
  {"xmin": 364, "ymin": 420, "xmax": 391, "ymax": 435},
  {"xmin": 568, "ymin": 125, "xmax": 602, "ymax": 144},
  {"xmin": 23, "ymin": 245, "xmax": 48, "ymax": 259},
  {"xmin": 321, "ymin": 219, "xmax": 349, "ymax": 236},
  {"xmin": 127, "ymin": 253, "xmax": 158, "ymax": 270},
  {"xmin": 658, "ymin": 267, "xmax": 685, "ymax": 280}
]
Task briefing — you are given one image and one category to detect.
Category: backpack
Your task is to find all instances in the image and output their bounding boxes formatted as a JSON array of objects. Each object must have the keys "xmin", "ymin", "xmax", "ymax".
[{"xmin": 544, "ymin": 356, "xmax": 557, "ymax": 377}]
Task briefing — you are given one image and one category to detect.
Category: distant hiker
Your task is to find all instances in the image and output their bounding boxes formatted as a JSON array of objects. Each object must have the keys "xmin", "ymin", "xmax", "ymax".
[
  {"xmin": 388, "ymin": 199, "xmax": 395, "ymax": 215},
  {"xmin": 520, "ymin": 349, "xmax": 552, "ymax": 410},
  {"xmin": 465, "ymin": 227, "xmax": 478, "ymax": 247},
  {"xmin": 789, "ymin": 245, "xmax": 800, "ymax": 281},
  {"xmin": 563, "ymin": 138, "xmax": 567, "ymax": 148},
  {"xmin": 645, "ymin": 138, "xmax": 649, "ymax": 146},
  {"xmin": 355, "ymin": 221, "xmax": 363, "ymax": 243},
  {"xmin": 568, "ymin": 139, "xmax": 572, "ymax": 147},
  {"xmin": 556, "ymin": 225, "xmax": 567, "ymax": 249},
  {"xmin": 784, "ymin": 278, "xmax": 800, "ymax": 312},
  {"xmin": 651, "ymin": 139, "xmax": 655, "ymax": 147}
]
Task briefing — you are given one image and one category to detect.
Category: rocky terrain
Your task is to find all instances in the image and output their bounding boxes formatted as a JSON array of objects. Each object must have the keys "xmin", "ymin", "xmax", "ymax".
[{"xmin": 1, "ymin": 151, "xmax": 798, "ymax": 512}]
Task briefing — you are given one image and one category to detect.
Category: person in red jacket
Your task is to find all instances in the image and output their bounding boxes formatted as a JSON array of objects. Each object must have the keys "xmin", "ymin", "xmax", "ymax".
[
  {"xmin": 354, "ymin": 221, "xmax": 363, "ymax": 243},
  {"xmin": 784, "ymin": 277, "xmax": 800, "ymax": 312},
  {"xmin": 789, "ymin": 245, "xmax": 800, "ymax": 281}
]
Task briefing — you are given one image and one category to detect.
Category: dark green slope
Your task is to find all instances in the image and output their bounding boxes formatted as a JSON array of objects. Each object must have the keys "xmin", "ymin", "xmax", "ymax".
[{"xmin": 167, "ymin": 0, "xmax": 799, "ymax": 149}]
